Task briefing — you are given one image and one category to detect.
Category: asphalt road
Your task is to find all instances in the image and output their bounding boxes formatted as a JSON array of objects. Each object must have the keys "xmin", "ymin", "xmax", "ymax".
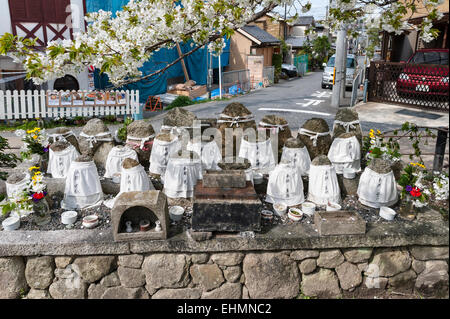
[{"xmin": 146, "ymin": 71, "xmax": 345, "ymax": 133}]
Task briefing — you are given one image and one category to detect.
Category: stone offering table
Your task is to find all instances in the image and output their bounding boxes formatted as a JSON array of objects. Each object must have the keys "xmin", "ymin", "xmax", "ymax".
[{"xmin": 0, "ymin": 210, "xmax": 448, "ymax": 299}]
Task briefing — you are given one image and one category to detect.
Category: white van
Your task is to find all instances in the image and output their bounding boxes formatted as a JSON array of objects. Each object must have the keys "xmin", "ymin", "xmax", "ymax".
[{"xmin": 321, "ymin": 54, "xmax": 357, "ymax": 89}]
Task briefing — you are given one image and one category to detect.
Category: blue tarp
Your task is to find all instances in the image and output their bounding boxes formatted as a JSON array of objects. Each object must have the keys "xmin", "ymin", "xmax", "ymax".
[{"xmin": 86, "ymin": 0, "xmax": 230, "ymax": 103}]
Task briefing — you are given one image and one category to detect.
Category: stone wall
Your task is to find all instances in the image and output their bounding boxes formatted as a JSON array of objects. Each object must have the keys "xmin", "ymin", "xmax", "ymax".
[{"xmin": 1, "ymin": 245, "xmax": 448, "ymax": 299}]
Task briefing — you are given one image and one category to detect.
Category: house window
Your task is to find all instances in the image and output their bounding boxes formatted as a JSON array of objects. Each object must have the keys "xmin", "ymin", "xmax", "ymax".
[{"xmin": 53, "ymin": 75, "xmax": 79, "ymax": 91}]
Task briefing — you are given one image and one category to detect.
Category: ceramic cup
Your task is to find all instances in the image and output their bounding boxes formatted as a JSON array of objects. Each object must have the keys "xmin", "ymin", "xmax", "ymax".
[
  {"xmin": 379, "ymin": 206, "xmax": 396, "ymax": 221},
  {"xmin": 2, "ymin": 216, "xmax": 20, "ymax": 231},
  {"xmin": 261, "ymin": 210, "xmax": 274, "ymax": 220},
  {"xmin": 169, "ymin": 206, "xmax": 184, "ymax": 222},
  {"xmin": 82, "ymin": 215, "xmax": 99, "ymax": 228},
  {"xmin": 343, "ymin": 168, "xmax": 356, "ymax": 179},
  {"xmin": 253, "ymin": 173, "xmax": 263, "ymax": 185},
  {"xmin": 326, "ymin": 202, "xmax": 342, "ymax": 211},
  {"xmin": 302, "ymin": 202, "xmax": 316, "ymax": 216},
  {"xmin": 273, "ymin": 203, "xmax": 287, "ymax": 216},
  {"xmin": 139, "ymin": 219, "xmax": 151, "ymax": 232},
  {"xmin": 288, "ymin": 208, "xmax": 303, "ymax": 222},
  {"xmin": 61, "ymin": 211, "xmax": 78, "ymax": 225}
]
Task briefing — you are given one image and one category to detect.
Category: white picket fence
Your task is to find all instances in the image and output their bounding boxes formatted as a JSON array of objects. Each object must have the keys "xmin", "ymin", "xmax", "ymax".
[{"xmin": 0, "ymin": 90, "xmax": 140, "ymax": 120}]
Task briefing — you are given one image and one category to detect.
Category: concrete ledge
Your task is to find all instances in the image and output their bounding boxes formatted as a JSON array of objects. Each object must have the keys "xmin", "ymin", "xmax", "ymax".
[{"xmin": 0, "ymin": 219, "xmax": 448, "ymax": 257}]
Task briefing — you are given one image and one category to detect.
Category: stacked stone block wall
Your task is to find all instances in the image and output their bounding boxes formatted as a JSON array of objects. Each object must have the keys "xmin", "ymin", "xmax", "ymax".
[{"xmin": 1, "ymin": 245, "xmax": 448, "ymax": 299}]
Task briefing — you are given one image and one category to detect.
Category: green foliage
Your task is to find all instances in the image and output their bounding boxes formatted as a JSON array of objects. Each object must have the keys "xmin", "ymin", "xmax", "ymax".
[
  {"xmin": 312, "ymin": 36, "xmax": 331, "ymax": 65},
  {"xmin": 388, "ymin": 122, "xmax": 436, "ymax": 164},
  {"xmin": 272, "ymin": 53, "xmax": 282, "ymax": 82},
  {"xmin": 0, "ymin": 135, "xmax": 19, "ymax": 180},
  {"xmin": 166, "ymin": 95, "xmax": 195, "ymax": 110},
  {"xmin": 117, "ymin": 117, "xmax": 134, "ymax": 142}
]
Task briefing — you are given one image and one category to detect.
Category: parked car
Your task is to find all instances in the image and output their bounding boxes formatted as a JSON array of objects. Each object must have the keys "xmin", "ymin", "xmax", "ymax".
[
  {"xmin": 321, "ymin": 54, "xmax": 357, "ymax": 89},
  {"xmin": 396, "ymin": 49, "xmax": 449, "ymax": 97},
  {"xmin": 282, "ymin": 64, "xmax": 298, "ymax": 77}
]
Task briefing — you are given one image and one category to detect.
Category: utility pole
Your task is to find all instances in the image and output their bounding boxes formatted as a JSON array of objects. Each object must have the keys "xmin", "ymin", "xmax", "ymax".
[
  {"xmin": 341, "ymin": 31, "xmax": 347, "ymax": 99},
  {"xmin": 331, "ymin": 24, "xmax": 346, "ymax": 107}
]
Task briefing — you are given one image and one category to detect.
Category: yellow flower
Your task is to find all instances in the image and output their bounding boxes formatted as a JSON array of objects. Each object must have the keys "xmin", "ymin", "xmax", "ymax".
[
  {"xmin": 410, "ymin": 162, "xmax": 417, "ymax": 166},
  {"xmin": 32, "ymin": 135, "xmax": 38, "ymax": 140},
  {"xmin": 28, "ymin": 166, "xmax": 40, "ymax": 171},
  {"xmin": 377, "ymin": 130, "xmax": 381, "ymax": 135}
]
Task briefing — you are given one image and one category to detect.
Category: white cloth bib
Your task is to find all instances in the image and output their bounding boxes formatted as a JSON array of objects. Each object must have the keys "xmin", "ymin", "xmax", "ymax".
[
  {"xmin": 187, "ymin": 140, "xmax": 222, "ymax": 171},
  {"xmin": 357, "ymin": 167, "xmax": 398, "ymax": 208},
  {"xmin": 281, "ymin": 146, "xmax": 311, "ymax": 176},
  {"xmin": 163, "ymin": 157, "xmax": 202, "ymax": 198},
  {"xmin": 308, "ymin": 164, "xmax": 341, "ymax": 205},
  {"xmin": 47, "ymin": 145, "xmax": 80, "ymax": 178},
  {"xmin": 149, "ymin": 136, "xmax": 182, "ymax": 175},
  {"xmin": 104, "ymin": 146, "xmax": 138, "ymax": 178},
  {"xmin": 48, "ymin": 130, "xmax": 76, "ymax": 143},
  {"xmin": 61, "ymin": 161, "xmax": 103, "ymax": 209},
  {"xmin": 238, "ymin": 137, "xmax": 276, "ymax": 174},
  {"xmin": 6, "ymin": 174, "xmax": 30, "ymax": 198},
  {"xmin": 79, "ymin": 131, "xmax": 113, "ymax": 148},
  {"xmin": 332, "ymin": 120, "xmax": 360, "ymax": 135},
  {"xmin": 266, "ymin": 163, "xmax": 305, "ymax": 206},
  {"xmin": 327, "ymin": 136, "xmax": 361, "ymax": 174},
  {"xmin": 104, "ymin": 164, "xmax": 154, "ymax": 209}
]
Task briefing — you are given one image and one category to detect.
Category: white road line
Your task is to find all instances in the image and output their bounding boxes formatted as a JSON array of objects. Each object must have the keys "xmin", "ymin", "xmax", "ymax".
[
  {"xmin": 258, "ymin": 108, "xmax": 332, "ymax": 116},
  {"xmin": 312, "ymin": 91, "xmax": 332, "ymax": 98},
  {"xmin": 296, "ymin": 99, "xmax": 325, "ymax": 107}
]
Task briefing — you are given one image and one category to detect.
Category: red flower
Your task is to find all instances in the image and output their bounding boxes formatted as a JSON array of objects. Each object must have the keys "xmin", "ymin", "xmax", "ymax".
[
  {"xmin": 410, "ymin": 187, "xmax": 422, "ymax": 198},
  {"xmin": 32, "ymin": 192, "xmax": 45, "ymax": 200}
]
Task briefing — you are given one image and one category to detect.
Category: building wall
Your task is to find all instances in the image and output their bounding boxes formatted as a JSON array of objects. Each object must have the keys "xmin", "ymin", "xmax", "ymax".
[
  {"xmin": 255, "ymin": 47, "xmax": 274, "ymax": 67},
  {"xmin": 249, "ymin": 15, "xmax": 284, "ymax": 40},
  {"xmin": 0, "ymin": 0, "xmax": 89, "ymax": 90},
  {"xmin": 226, "ymin": 31, "xmax": 253, "ymax": 71}
]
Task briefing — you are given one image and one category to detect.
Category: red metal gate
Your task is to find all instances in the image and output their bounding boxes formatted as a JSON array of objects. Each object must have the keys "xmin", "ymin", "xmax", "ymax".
[{"xmin": 368, "ymin": 61, "xmax": 449, "ymax": 112}]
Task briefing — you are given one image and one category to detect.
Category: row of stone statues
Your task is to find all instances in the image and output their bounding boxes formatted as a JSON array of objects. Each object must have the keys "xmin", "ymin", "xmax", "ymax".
[{"xmin": 6, "ymin": 101, "xmax": 398, "ymax": 214}]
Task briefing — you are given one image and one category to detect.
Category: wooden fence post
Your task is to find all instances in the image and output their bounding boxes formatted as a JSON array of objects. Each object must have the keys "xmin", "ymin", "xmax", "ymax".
[{"xmin": 433, "ymin": 128, "xmax": 448, "ymax": 172}]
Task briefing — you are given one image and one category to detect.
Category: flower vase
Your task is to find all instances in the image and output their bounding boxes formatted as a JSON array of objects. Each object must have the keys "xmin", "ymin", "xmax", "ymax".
[
  {"xmin": 39, "ymin": 152, "xmax": 49, "ymax": 173},
  {"xmin": 33, "ymin": 199, "xmax": 51, "ymax": 226},
  {"xmin": 399, "ymin": 194, "xmax": 415, "ymax": 220}
]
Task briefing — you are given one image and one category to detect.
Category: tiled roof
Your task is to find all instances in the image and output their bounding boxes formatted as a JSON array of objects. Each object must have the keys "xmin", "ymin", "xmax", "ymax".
[
  {"xmin": 294, "ymin": 16, "xmax": 315, "ymax": 26},
  {"xmin": 285, "ymin": 36, "xmax": 308, "ymax": 48},
  {"xmin": 239, "ymin": 25, "xmax": 281, "ymax": 45}
]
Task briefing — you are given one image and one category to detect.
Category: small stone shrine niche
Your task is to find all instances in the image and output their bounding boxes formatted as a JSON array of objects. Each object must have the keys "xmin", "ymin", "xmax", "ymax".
[
  {"xmin": 47, "ymin": 140, "xmax": 80, "ymax": 178},
  {"xmin": 281, "ymin": 137, "xmax": 311, "ymax": 176},
  {"xmin": 192, "ymin": 157, "xmax": 261, "ymax": 232},
  {"xmin": 327, "ymin": 132, "xmax": 361, "ymax": 174},
  {"xmin": 258, "ymin": 115, "xmax": 292, "ymax": 161},
  {"xmin": 78, "ymin": 118, "xmax": 114, "ymax": 169},
  {"xmin": 308, "ymin": 155, "xmax": 341, "ymax": 205},
  {"xmin": 161, "ymin": 107, "xmax": 198, "ymax": 145},
  {"xmin": 163, "ymin": 149, "xmax": 202, "ymax": 198},
  {"xmin": 217, "ymin": 102, "xmax": 257, "ymax": 158},
  {"xmin": 149, "ymin": 132, "xmax": 182, "ymax": 177},
  {"xmin": 111, "ymin": 190, "xmax": 169, "ymax": 241},
  {"xmin": 125, "ymin": 120, "xmax": 155, "ymax": 167},
  {"xmin": 297, "ymin": 118, "xmax": 332, "ymax": 160},
  {"xmin": 332, "ymin": 108, "xmax": 362, "ymax": 145},
  {"xmin": 357, "ymin": 158, "xmax": 398, "ymax": 208},
  {"xmin": 47, "ymin": 127, "xmax": 81, "ymax": 153}
]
